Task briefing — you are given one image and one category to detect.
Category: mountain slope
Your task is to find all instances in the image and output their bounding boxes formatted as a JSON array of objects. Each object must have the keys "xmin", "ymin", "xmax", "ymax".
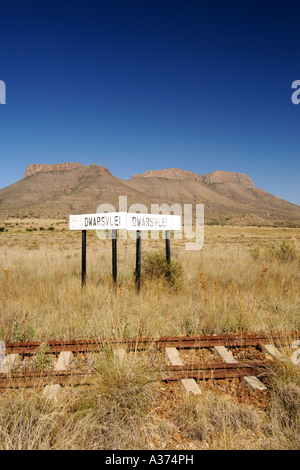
[{"xmin": 0, "ymin": 163, "xmax": 299, "ymax": 226}]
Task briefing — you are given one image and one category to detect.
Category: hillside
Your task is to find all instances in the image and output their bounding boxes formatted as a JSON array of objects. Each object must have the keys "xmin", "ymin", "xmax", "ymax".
[{"xmin": 0, "ymin": 163, "xmax": 299, "ymax": 226}]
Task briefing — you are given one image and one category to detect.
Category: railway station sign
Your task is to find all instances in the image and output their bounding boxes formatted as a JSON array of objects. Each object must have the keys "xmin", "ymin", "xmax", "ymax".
[
  {"xmin": 69, "ymin": 212, "xmax": 127, "ymax": 230},
  {"xmin": 126, "ymin": 213, "xmax": 181, "ymax": 231},
  {"xmin": 69, "ymin": 211, "xmax": 182, "ymax": 290},
  {"xmin": 69, "ymin": 212, "xmax": 181, "ymax": 231}
]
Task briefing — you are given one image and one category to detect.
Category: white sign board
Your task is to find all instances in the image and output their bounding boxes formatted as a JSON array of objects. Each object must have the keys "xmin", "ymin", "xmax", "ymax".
[
  {"xmin": 126, "ymin": 213, "xmax": 181, "ymax": 231},
  {"xmin": 69, "ymin": 212, "xmax": 181, "ymax": 231},
  {"xmin": 69, "ymin": 212, "xmax": 127, "ymax": 230}
]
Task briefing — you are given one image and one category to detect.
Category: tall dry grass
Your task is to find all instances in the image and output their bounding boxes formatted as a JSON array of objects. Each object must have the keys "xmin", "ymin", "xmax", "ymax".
[
  {"xmin": 0, "ymin": 226, "xmax": 299, "ymax": 342},
  {"xmin": 0, "ymin": 224, "xmax": 299, "ymax": 450},
  {"xmin": 0, "ymin": 345, "xmax": 299, "ymax": 450}
]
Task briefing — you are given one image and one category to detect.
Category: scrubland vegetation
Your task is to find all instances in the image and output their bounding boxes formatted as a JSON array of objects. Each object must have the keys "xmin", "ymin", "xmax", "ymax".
[{"xmin": 0, "ymin": 220, "xmax": 299, "ymax": 450}]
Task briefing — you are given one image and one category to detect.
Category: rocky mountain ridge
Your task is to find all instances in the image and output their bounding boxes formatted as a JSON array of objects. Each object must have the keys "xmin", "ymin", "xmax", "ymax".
[
  {"xmin": 133, "ymin": 168, "xmax": 254, "ymax": 185},
  {"xmin": 23, "ymin": 162, "xmax": 111, "ymax": 178},
  {"xmin": 0, "ymin": 162, "xmax": 298, "ymax": 225},
  {"xmin": 24, "ymin": 163, "xmax": 254, "ymax": 186}
]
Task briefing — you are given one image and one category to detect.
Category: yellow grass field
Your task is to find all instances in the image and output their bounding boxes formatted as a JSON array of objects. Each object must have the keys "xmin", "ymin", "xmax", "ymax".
[
  {"xmin": 0, "ymin": 220, "xmax": 299, "ymax": 450},
  {"xmin": 0, "ymin": 220, "xmax": 299, "ymax": 342}
]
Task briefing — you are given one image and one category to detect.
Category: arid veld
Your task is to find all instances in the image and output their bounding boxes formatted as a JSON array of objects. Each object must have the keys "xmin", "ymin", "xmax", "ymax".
[{"xmin": 0, "ymin": 163, "xmax": 299, "ymax": 450}]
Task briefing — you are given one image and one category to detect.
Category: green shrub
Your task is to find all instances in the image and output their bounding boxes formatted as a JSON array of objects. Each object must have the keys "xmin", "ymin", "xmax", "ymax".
[
  {"xmin": 207, "ymin": 219, "xmax": 221, "ymax": 226},
  {"xmin": 69, "ymin": 351, "xmax": 159, "ymax": 449},
  {"xmin": 250, "ymin": 246, "xmax": 261, "ymax": 260},
  {"xmin": 277, "ymin": 240, "xmax": 296, "ymax": 261},
  {"xmin": 250, "ymin": 240, "xmax": 297, "ymax": 262},
  {"xmin": 12, "ymin": 316, "xmax": 35, "ymax": 342},
  {"xmin": 34, "ymin": 343, "xmax": 51, "ymax": 371},
  {"xmin": 142, "ymin": 251, "xmax": 184, "ymax": 288}
]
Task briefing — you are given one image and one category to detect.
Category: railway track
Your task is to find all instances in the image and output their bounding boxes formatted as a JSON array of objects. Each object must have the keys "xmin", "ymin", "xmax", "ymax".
[{"xmin": 1, "ymin": 331, "xmax": 299, "ymax": 395}]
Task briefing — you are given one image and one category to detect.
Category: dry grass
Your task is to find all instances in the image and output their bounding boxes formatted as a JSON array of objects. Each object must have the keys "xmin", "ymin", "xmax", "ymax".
[
  {"xmin": 1, "ymin": 349, "xmax": 299, "ymax": 450},
  {"xmin": 0, "ymin": 221, "xmax": 299, "ymax": 449},
  {"xmin": 0, "ymin": 222, "xmax": 299, "ymax": 341},
  {"xmin": 173, "ymin": 390, "xmax": 263, "ymax": 449}
]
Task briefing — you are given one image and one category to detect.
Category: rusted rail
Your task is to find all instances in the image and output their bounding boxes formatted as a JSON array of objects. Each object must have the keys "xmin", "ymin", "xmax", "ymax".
[
  {"xmin": 0, "ymin": 370, "xmax": 89, "ymax": 389},
  {"xmin": 0, "ymin": 331, "xmax": 298, "ymax": 391},
  {"xmin": 0, "ymin": 361, "xmax": 264, "ymax": 389},
  {"xmin": 5, "ymin": 331, "xmax": 299, "ymax": 355}
]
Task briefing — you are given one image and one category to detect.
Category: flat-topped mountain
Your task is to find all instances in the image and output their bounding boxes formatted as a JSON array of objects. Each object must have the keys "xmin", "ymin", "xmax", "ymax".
[
  {"xmin": 202, "ymin": 170, "xmax": 254, "ymax": 186},
  {"xmin": 0, "ymin": 162, "xmax": 299, "ymax": 226},
  {"xmin": 23, "ymin": 162, "xmax": 111, "ymax": 178},
  {"xmin": 133, "ymin": 168, "xmax": 254, "ymax": 186}
]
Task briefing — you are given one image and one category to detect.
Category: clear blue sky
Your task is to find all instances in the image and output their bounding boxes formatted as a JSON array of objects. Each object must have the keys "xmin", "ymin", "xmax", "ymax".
[{"xmin": 0, "ymin": 0, "xmax": 299, "ymax": 205}]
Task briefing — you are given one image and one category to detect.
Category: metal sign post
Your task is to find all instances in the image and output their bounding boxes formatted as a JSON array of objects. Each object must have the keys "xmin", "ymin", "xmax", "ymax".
[
  {"xmin": 135, "ymin": 230, "xmax": 142, "ymax": 291},
  {"xmin": 81, "ymin": 230, "xmax": 87, "ymax": 288},
  {"xmin": 112, "ymin": 229, "xmax": 117, "ymax": 287},
  {"xmin": 165, "ymin": 230, "xmax": 170, "ymax": 264},
  {"xmin": 69, "ymin": 212, "xmax": 181, "ymax": 290},
  {"xmin": 165, "ymin": 229, "xmax": 171, "ymax": 283}
]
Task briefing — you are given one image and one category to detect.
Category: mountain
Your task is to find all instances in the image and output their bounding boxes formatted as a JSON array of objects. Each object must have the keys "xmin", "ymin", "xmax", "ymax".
[
  {"xmin": 133, "ymin": 168, "xmax": 254, "ymax": 186},
  {"xmin": 0, "ymin": 163, "xmax": 299, "ymax": 226}
]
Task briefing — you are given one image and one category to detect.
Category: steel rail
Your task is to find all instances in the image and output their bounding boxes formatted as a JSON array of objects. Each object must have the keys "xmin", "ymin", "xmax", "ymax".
[
  {"xmin": 4, "ymin": 331, "xmax": 300, "ymax": 355},
  {"xmin": 0, "ymin": 359, "xmax": 267, "ymax": 389},
  {"xmin": 0, "ymin": 331, "xmax": 296, "ymax": 390}
]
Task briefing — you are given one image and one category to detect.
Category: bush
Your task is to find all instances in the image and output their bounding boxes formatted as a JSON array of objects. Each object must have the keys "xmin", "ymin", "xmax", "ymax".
[
  {"xmin": 250, "ymin": 240, "xmax": 297, "ymax": 262},
  {"xmin": 142, "ymin": 251, "xmax": 184, "ymax": 288},
  {"xmin": 277, "ymin": 240, "xmax": 296, "ymax": 261},
  {"xmin": 0, "ymin": 227, "xmax": 5, "ymax": 232},
  {"xmin": 69, "ymin": 351, "xmax": 159, "ymax": 449},
  {"xmin": 207, "ymin": 219, "xmax": 221, "ymax": 226},
  {"xmin": 250, "ymin": 246, "xmax": 261, "ymax": 260}
]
